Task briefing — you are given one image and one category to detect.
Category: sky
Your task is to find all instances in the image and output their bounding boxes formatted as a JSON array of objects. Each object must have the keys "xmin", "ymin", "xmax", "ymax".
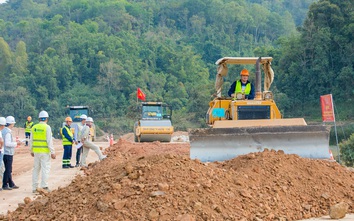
[{"xmin": 0, "ymin": 0, "xmax": 6, "ymax": 4}]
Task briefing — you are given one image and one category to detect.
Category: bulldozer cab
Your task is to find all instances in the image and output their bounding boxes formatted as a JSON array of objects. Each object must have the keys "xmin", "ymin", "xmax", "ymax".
[
  {"xmin": 208, "ymin": 57, "xmax": 287, "ymax": 126},
  {"xmin": 140, "ymin": 102, "xmax": 172, "ymax": 121}
]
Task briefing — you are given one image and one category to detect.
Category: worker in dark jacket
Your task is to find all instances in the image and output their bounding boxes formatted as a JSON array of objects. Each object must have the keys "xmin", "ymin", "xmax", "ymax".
[
  {"xmin": 61, "ymin": 117, "xmax": 75, "ymax": 168},
  {"xmin": 2, "ymin": 116, "xmax": 21, "ymax": 190},
  {"xmin": 228, "ymin": 69, "xmax": 255, "ymax": 100}
]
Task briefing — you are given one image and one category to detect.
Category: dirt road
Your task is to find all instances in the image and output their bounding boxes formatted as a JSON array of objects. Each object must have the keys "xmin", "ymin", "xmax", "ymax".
[{"xmin": 0, "ymin": 127, "xmax": 110, "ymax": 215}]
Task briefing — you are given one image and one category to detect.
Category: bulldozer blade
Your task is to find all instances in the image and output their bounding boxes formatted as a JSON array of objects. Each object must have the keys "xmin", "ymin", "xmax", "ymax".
[{"xmin": 189, "ymin": 125, "xmax": 330, "ymax": 162}]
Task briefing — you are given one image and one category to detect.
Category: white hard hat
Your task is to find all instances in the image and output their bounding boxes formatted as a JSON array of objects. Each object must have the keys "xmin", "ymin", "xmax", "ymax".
[
  {"xmin": 86, "ymin": 117, "xmax": 94, "ymax": 122},
  {"xmin": 5, "ymin": 116, "xmax": 16, "ymax": 124},
  {"xmin": 0, "ymin": 117, "xmax": 6, "ymax": 125},
  {"xmin": 80, "ymin": 114, "xmax": 87, "ymax": 120},
  {"xmin": 39, "ymin": 110, "xmax": 49, "ymax": 118}
]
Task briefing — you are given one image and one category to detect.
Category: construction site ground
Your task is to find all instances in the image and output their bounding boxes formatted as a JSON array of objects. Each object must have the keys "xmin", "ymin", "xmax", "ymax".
[{"xmin": 0, "ymin": 128, "xmax": 353, "ymax": 221}]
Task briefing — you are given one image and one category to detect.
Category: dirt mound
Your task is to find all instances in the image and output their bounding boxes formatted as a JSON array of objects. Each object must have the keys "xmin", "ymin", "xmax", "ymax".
[
  {"xmin": 5, "ymin": 140, "xmax": 353, "ymax": 221},
  {"xmin": 120, "ymin": 131, "xmax": 189, "ymax": 143}
]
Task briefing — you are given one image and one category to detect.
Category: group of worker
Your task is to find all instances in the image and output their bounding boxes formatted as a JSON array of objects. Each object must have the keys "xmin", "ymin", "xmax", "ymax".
[
  {"xmin": 0, "ymin": 111, "xmax": 106, "ymax": 193},
  {"xmin": 61, "ymin": 114, "xmax": 106, "ymax": 169}
]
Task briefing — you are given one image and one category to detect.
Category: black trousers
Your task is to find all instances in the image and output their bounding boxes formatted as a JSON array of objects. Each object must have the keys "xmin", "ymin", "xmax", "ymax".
[
  {"xmin": 25, "ymin": 132, "xmax": 31, "ymax": 146},
  {"xmin": 2, "ymin": 154, "xmax": 15, "ymax": 188},
  {"xmin": 76, "ymin": 146, "xmax": 83, "ymax": 165}
]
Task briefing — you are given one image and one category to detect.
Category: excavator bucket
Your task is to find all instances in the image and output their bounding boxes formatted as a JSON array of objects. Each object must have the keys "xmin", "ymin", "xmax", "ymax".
[{"xmin": 189, "ymin": 125, "xmax": 330, "ymax": 162}]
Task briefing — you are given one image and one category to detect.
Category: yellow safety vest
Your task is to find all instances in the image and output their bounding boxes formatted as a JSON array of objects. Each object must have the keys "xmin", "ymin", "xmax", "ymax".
[
  {"xmin": 62, "ymin": 126, "xmax": 73, "ymax": 146},
  {"xmin": 32, "ymin": 124, "xmax": 50, "ymax": 153},
  {"xmin": 235, "ymin": 80, "xmax": 251, "ymax": 95},
  {"xmin": 25, "ymin": 121, "xmax": 34, "ymax": 133}
]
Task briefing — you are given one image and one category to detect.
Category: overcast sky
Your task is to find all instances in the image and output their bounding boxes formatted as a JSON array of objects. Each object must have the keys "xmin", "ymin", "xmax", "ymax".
[{"xmin": 0, "ymin": 0, "xmax": 6, "ymax": 4}]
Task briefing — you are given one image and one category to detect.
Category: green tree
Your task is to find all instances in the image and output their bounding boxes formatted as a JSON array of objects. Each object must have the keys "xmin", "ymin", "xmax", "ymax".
[
  {"xmin": 0, "ymin": 37, "xmax": 12, "ymax": 85},
  {"xmin": 339, "ymin": 133, "xmax": 354, "ymax": 166}
]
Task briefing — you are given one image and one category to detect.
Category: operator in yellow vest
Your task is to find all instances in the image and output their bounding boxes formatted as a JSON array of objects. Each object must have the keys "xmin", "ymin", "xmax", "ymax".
[
  {"xmin": 80, "ymin": 117, "xmax": 106, "ymax": 167},
  {"xmin": 24, "ymin": 116, "xmax": 34, "ymax": 146},
  {"xmin": 228, "ymin": 69, "xmax": 255, "ymax": 100},
  {"xmin": 61, "ymin": 117, "xmax": 75, "ymax": 169},
  {"xmin": 30, "ymin": 110, "xmax": 56, "ymax": 193}
]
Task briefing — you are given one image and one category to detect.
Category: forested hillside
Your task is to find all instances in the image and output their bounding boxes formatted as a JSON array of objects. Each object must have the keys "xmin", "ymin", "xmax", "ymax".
[
  {"xmin": 0, "ymin": 0, "xmax": 352, "ymax": 136},
  {"xmin": 276, "ymin": 0, "xmax": 354, "ymax": 119}
]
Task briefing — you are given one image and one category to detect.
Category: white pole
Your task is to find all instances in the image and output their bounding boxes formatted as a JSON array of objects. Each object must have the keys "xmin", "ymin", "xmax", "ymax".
[
  {"xmin": 333, "ymin": 120, "xmax": 340, "ymax": 162},
  {"xmin": 331, "ymin": 94, "xmax": 340, "ymax": 163}
]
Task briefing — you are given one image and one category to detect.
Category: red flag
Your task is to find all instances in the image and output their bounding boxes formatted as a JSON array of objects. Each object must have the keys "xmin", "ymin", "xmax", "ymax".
[
  {"xmin": 137, "ymin": 88, "xmax": 146, "ymax": 101},
  {"xmin": 320, "ymin": 94, "xmax": 335, "ymax": 122}
]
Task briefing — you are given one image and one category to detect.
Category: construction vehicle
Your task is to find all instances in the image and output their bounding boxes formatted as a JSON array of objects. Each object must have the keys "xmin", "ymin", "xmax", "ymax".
[
  {"xmin": 189, "ymin": 57, "xmax": 330, "ymax": 162},
  {"xmin": 62, "ymin": 106, "xmax": 96, "ymax": 141},
  {"xmin": 134, "ymin": 102, "xmax": 174, "ymax": 142}
]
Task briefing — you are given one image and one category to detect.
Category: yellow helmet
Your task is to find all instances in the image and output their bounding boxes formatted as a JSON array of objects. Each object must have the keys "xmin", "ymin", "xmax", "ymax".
[
  {"xmin": 240, "ymin": 69, "xmax": 249, "ymax": 76},
  {"xmin": 27, "ymin": 116, "xmax": 32, "ymax": 121},
  {"xmin": 65, "ymin": 117, "xmax": 73, "ymax": 122}
]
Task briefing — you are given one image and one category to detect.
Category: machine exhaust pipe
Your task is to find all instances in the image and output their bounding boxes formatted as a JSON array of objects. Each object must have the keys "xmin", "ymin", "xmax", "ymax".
[{"xmin": 255, "ymin": 57, "xmax": 262, "ymax": 100}]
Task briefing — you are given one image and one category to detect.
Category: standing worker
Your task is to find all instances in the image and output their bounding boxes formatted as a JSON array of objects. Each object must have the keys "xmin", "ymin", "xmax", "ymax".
[
  {"xmin": 80, "ymin": 117, "xmax": 106, "ymax": 167},
  {"xmin": 30, "ymin": 110, "xmax": 56, "ymax": 193},
  {"xmin": 24, "ymin": 116, "xmax": 33, "ymax": 146},
  {"xmin": 74, "ymin": 114, "xmax": 87, "ymax": 167},
  {"xmin": 62, "ymin": 117, "xmax": 74, "ymax": 168},
  {"xmin": 2, "ymin": 116, "xmax": 21, "ymax": 190},
  {"xmin": 0, "ymin": 117, "xmax": 6, "ymax": 190}
]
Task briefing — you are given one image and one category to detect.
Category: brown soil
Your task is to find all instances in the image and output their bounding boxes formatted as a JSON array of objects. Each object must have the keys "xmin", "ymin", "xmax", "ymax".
[{"xmin": 4, "ymin": 135, "xmax": 354, "ymax": 221}]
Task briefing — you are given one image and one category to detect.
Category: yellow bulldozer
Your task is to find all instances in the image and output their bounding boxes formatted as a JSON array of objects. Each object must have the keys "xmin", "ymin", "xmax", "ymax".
[
  {"xmin": 134, "ymin": 102, "xmax": 174, "ymax": 142},
  {"xmin": 189, "ymin": 57, "xmax": 330, "ymax": 162}
]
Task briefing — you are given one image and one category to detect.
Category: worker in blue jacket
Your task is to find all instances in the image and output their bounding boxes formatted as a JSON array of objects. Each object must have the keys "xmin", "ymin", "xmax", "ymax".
[
  {"xmin": 61, "ymin": 117, "xmax": 75, "ymax": 168},
  {"xmin": 228, "ymin": 69, "xmax": 255, "ymax": 100}
]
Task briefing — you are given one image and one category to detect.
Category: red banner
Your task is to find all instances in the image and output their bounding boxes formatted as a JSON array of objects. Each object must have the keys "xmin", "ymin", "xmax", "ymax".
[
  {"xmin": 137, "ymin": 88, "xmax": 146, "ymax": 101},
  {"xmin": 320, "ymin": 94, "xmax": 335, "ymax": 122}
]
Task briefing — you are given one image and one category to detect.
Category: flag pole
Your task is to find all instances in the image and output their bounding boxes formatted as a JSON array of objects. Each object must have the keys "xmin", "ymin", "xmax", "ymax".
[{"xmin": 331, "ymin": 94, "xmax": 340, "ymax": 163}]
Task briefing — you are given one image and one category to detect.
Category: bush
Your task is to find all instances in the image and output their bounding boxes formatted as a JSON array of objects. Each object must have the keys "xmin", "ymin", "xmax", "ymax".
[
  {"xmin": 329, "ymin": 123, "xmax": 354, "ymax": 145},
  {"xmin": 339, "ymin": 133, "xmax": 354, "ymax": 167}
]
